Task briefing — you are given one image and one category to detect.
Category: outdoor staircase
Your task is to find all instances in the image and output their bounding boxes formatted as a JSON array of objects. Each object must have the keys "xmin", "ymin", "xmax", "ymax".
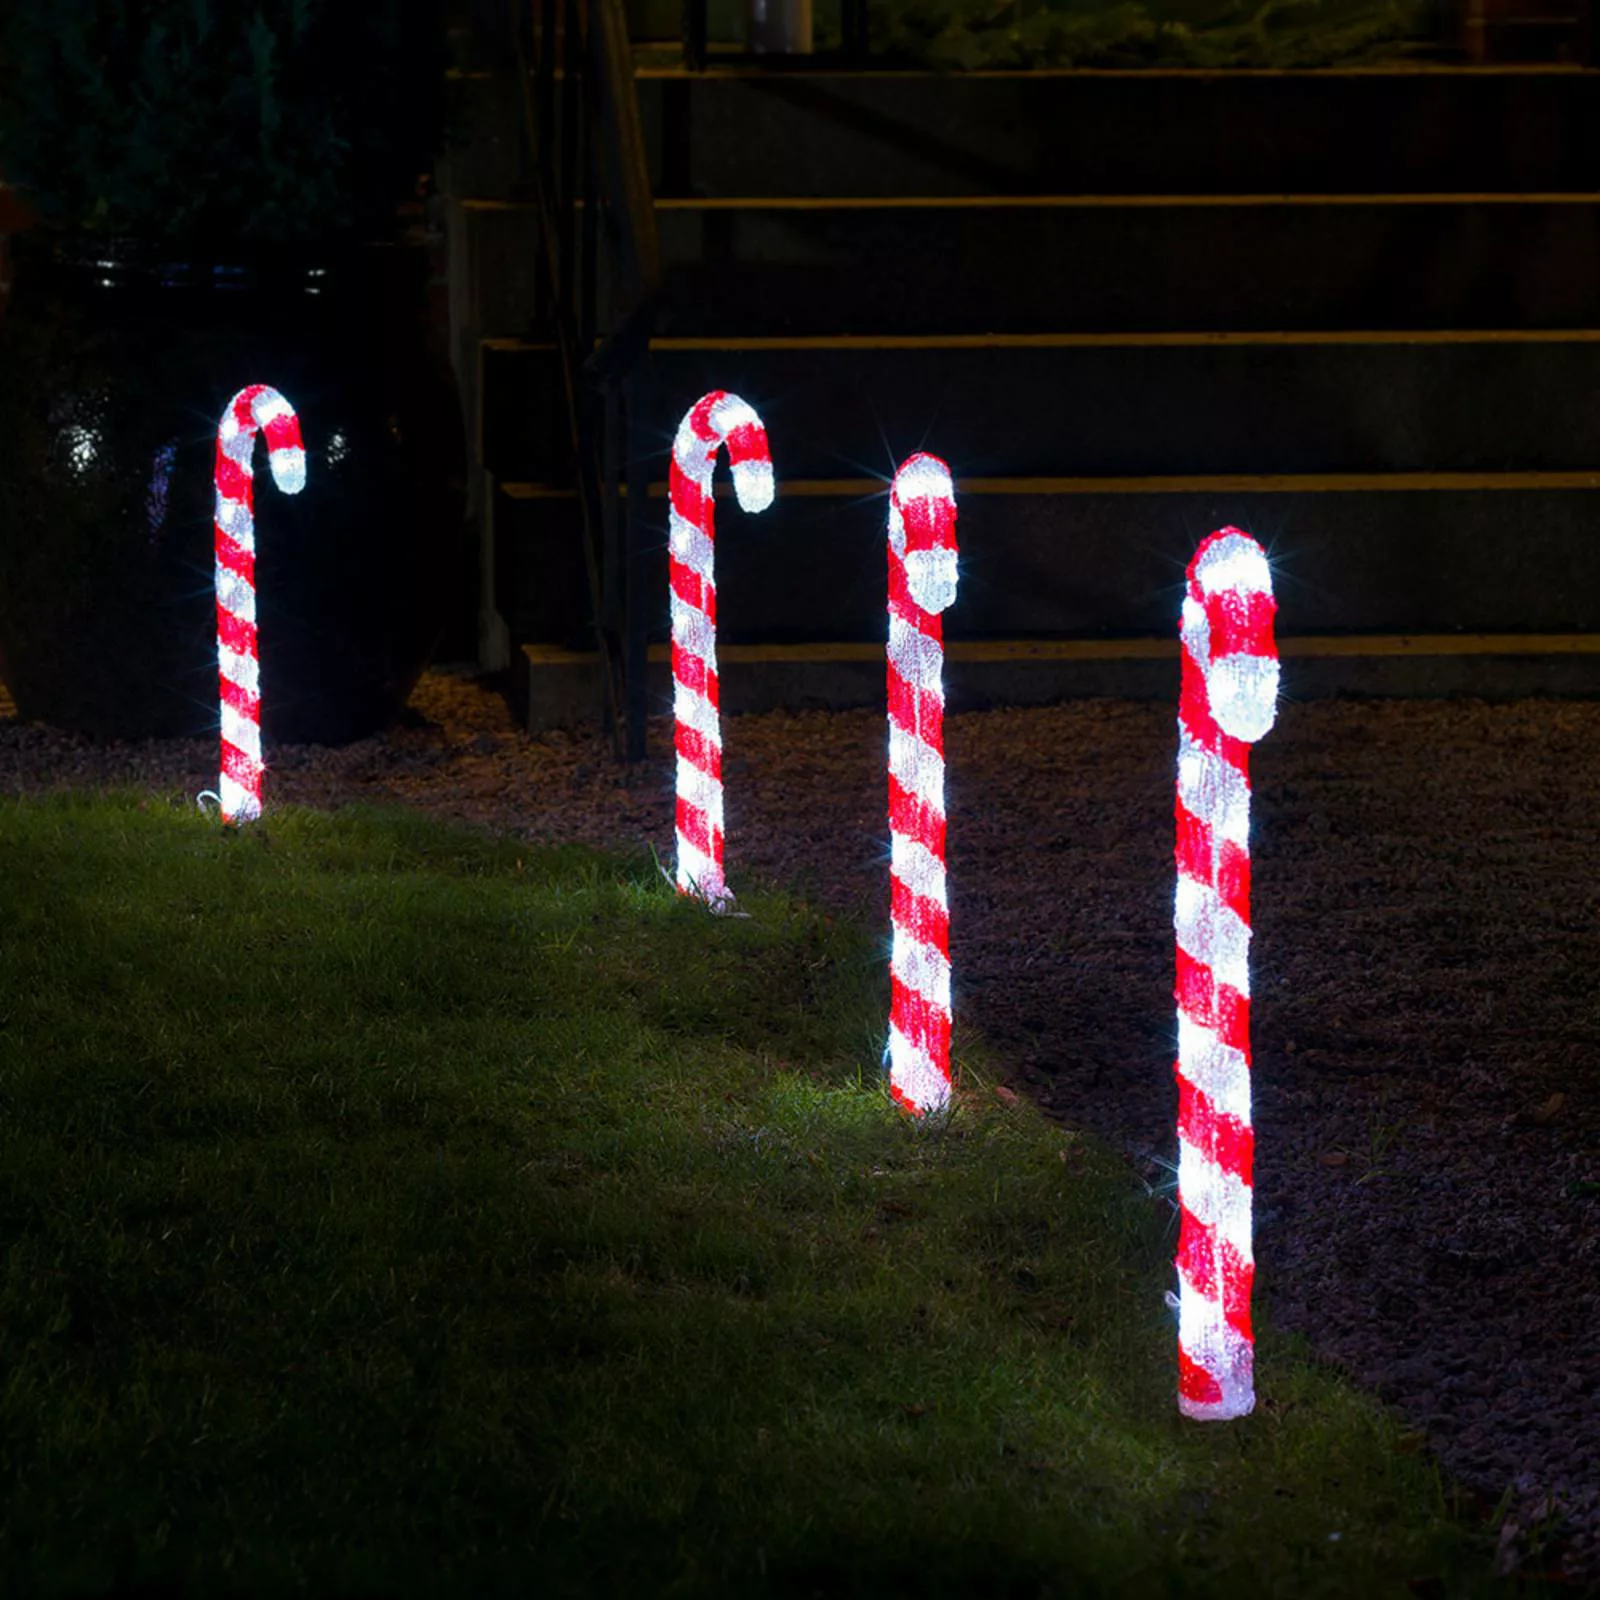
[{"xmin": 438, "ymin": 44, "xmax": 1600, "ymax": 730}]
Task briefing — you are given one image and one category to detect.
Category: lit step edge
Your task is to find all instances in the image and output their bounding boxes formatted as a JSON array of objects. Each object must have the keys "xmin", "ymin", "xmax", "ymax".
[
  {"xmin": 523, "ymin": 635, "xmax": 1600, "ymax": 666},
  {"xmin": 500, "ymin": 471, "xmax": 1600, "ymax": 498},
  {"xmin": 464, "ymin": 193, "xmax": 1600, "ymax": 210},
  {"xmin": 482, "ymin": 329, "xmax": 1600, "ymax": 353}
]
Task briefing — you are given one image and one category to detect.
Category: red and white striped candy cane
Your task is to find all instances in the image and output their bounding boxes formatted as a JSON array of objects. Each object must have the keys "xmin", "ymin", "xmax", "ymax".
[
  {"xmin": 669, "ymin": 390, "xmax": 774, "ymax": 908},
  {"xmin": 1173, "ymin": 526, "xmax": 1279, "ymax": 1420},
  {"xmin": 885, "ymin": 452, "xmax": 960, "ymax": 1117},
  {"xmin": 213, "ymin": 384, "xmax": 306, "ymax": 825}
]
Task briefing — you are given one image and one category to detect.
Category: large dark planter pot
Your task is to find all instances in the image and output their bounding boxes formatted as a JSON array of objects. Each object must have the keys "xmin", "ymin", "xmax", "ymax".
[{"xmin": 0, "ymin": 237, "xmax": 465, "ymax": 744}]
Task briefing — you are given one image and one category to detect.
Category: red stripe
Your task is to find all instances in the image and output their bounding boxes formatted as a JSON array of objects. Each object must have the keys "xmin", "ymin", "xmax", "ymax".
[
  {"xmin": 1174, "ymin": 946, "xmax": 1251, "ymax": 1057},
  {"xmin": 895, "ymin": 491, "xmax": 957, "ymax": 558},
  {"xmin": 1176, "ymin": 1202, "xmax": 1254, "ymax": 1342},
  {"xmin": 675, "ymin": 796, "xmax": 718, "ymax": 862},
  {"xmin": 669, "ymin": 557, "xmax": 716, "ymax": 626},
  {"xmin": 218, "ymin": 673, "xmax": 259, "ymax": 720},
  {"xmin": 1176, "ymin": 1074, "xmax": 1253, "ymax": 1188},
  {"xmin": 231, "ymin": 388, "xmax": 262, "ymax": 428},
  {"xmin": 216, "ymin": 609, "xmax": 258, "ymax": 660},
  {"xmin": 669, "ymin": 466, "xmax": 710, "ymax": 535},
  {"xmin": 213, "ymin": 527, "xmax": 255, "ymax": 584},
  {"xmin": 890, "ymin": 973, "xmax": 951, "ymax": 1063},
  {"xmin": 671, "ymin": 640, "xmax": 720, "ymax": 710},
  {"xmin": 214, "ymin": 454, "xmax": 254, "ymax": 506},
  {"xmin": 688, "ymin": 392, "xmax": 725, "ymax": 441},
  {"xmin": 888, "ymin": 771, "xmax": 944, "ymax": 859},
  {"xmin": 888, "ymin": 1080, "xmax": 922, "ymax": 1116},
  {"xmin": 1173, "ymin": 800, "xmax": 1251, "ymax": 924},
  {"xmin": 674, "ymin": 719, "xmax": 722, "ymax": 783},
  {"xmin": 722, "ymin": 419, "xmax": 768, "ymax": 468},
  {"xmin": 1178, "ymin": 1343, "xmax": 1224, "ymax": 1407},
  {"xmin": 891, "ymin": 875, "xmax": 949, "ymax": 958},
  {"xmin": 1179, "ymin": 653, "xmax": 1224, "ymax": 751},
  {"xmin": 261, "ymin": 411, "xmax": 302, "ymax": 456},
  {"xmin": 887, "ymin": 666, "xmax": 944, "ymax": 749},
  {"xmin": 1205, "ymin": 586, "xmax": 1276, "ymax": 659}
]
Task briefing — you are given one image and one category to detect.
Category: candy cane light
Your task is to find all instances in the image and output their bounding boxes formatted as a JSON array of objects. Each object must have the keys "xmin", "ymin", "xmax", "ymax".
[
  {"xmin": 669, "ymin": 390, "xmax": 775, "ymax": 908},
  {"xmin": 1173, "ymin": 526, "xmax": 1279, "ymax": 1420},
  {"xmin": 213, "ymin": 384, "xmax": 306, "ymax": 825},
  {"xmin": 885, "ymin": 453, "xmax": 959, "ymax": 1117}
]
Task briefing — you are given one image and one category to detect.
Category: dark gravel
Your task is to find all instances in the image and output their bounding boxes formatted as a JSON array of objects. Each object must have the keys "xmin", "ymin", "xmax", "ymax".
[{"xmin": 3, "ymin": 674, "xmax": 1597, "ymax": 1585}]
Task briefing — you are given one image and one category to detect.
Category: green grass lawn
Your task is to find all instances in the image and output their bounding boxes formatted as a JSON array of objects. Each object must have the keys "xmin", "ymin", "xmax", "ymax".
[{"xmin": 0, "ymin": 795, "xmax": 1538, "ymax": 1595}]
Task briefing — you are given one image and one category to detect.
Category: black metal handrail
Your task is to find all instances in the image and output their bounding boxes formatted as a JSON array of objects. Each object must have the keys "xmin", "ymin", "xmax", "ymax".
[{"xmin": 515, "ymin": 0, "xmax": 660, "ymax": 759}]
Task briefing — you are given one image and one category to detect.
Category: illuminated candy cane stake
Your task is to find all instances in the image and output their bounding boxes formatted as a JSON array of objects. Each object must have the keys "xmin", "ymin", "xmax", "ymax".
[
  {"xmin": 669, "ymin": 390, "xmax": 775, "ymax": 907},
  {"xmin": 1173, "ymin": 526, "xmax": 1279, "ymax": 1420},
  {"xmin": 885, "ymin": 453, "xmax": 959, "ymax": 1117},
  {"xmin": 213, "ymin": 384, "xmax": 307, "ymax": 825}
]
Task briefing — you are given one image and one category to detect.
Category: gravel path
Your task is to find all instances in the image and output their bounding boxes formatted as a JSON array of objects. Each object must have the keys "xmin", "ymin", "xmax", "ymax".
[{"xmin": 3, "ymin": 669, "xmax": 1597, "ymax": 1586}]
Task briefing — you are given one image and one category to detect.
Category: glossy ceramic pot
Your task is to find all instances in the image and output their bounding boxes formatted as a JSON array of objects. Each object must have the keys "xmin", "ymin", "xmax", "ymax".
[{"xmin": 0, "ymin": 238, "xmax": 465, "ymax": 743}]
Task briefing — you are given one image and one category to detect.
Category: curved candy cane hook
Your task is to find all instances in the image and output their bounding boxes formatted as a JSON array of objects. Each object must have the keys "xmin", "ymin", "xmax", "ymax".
[
  {"xmin": 669, "ymin": 390, "xmax": 775, "ymax": 909},
  {"xmin": 213, "ymin": 384, "xmax": 306, "ymax": 825},
  {"xmin": 1173, "ymin": 526, "xmax": 1279, "ymax": 1420},
  {"xmin": 885, "ymin": 452, "xmax": 959, "ymax": 1117}
]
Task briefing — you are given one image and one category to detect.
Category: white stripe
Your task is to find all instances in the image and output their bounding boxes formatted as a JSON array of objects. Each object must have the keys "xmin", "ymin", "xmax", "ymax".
[
  {"xmin": 887, "ymin": 612, "xmax": 946, "ymax": 697},
  {"xmin": 672, "ymin": 677, "xmax": 721, "ymax": 746},
  {"xmin": 903, "ymin": 547, "xmax": 959, "ymax": 615},
  {"xmin": 1193, "ymin": 532, "xmax": 1272, "ymax": 599},
  {"xmin": 1175, "ymin": 1278, "xmax": 1255, "ymax": 1420},
  {"xmin": 673, "ymin": 414, "xmax": 715, "ymax": 477},
  {"xmin": 891, "ymin": 928, "xmax": 951, "ymax": 1014},
  {"xmin": 887, "ymin": 725, "xmax": 945, "ymax": 817},
  {"xmin": 1174, "ymin": 873, "xmax": 1252, "ymax": 998},
  {"xmin": 1205, "ymin": 652, "xmax": 1279, "ymax": 744},
  {"xmin": 214, "ymin": 495, "xmax": 255, "ymax": 543},
  {"xmin": 220, "ymin": 428, "xmax": 257, "ymax": 469},
  {"xmin": 890, "ymin": 832, "xmax": 946, "ymax": 907},
  {"xmin": 675, "ymin": 838, "xmax": 726, "ymax": 904},
  {"xmin": 892, "ymin": 455, "xmax": 955, "ymax": 509},
  {"xmin": 220, "ymin": 701, "xmax": 261, "ymax": 763},
  {"xmin": 668, "ymin": 508, "xmax": 715, "ymax": 576},
  {"xmin": 887, "ymin": 495, "xmax": 907, "ymax": 557},
  {"xmin": 219, "ymin": 773, "xmax": 259, "ymax": 824},
  {"xmin": 1181, "ymin": 595, "xmax": 1210, "ymax": 671},
  {"xmin": 214, "ymin": 567, "xmax": 255, "ymax": 624},
  {"xmin": 1176, "ymin": 1015, "xmax": 1252, "ymax": 1126},
  {"xmin": 676, "ymin": 758, "xmax": 723, "ymax": 836},
  {"xmin": 730, "ymin": 457, "xmax": 774, "ymax": 513},
  {"xmin": 217, "ymin": 642, "xmax": 259, "ymax": 699},
  {"xmin": 708, "ymin": 393, "xmax": 761, "ymax": 439},
  {"xmin": 1177, "ymin": 1140, "xmax": 1253, "ymax": 1264},
  {"xmin": 251, "ymin": 390, "xmax": 295, "ymax": 427},
  {"xmin": 669, "ymin": 592, "xmax": 717, "ymax": 671},
  {"xmin": 268, "ymin": 445, "xmax": 306, "ymax": 495},
  {"xmin": 886, "ymin": 1023, "xmax": 951, "ymax": 1113},
  {"xmin": 1175, "ymin": 730, "xmax": 1250, "ymax": 848}
]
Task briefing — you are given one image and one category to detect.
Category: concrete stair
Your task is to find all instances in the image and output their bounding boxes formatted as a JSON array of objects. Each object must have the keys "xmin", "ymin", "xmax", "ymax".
[{"xmin": 436, "ymin": 53, "xmax": 1600, "ymax": 723}]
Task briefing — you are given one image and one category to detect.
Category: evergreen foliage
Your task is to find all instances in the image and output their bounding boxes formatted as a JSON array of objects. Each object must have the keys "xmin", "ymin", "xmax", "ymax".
[
  {"xmin": 871, "ymin": 0, "xmax": 1436, "ymax": 68},
  {"xmin": 0, "ymin": 0, "xmax": 447, "ymax": 247}
]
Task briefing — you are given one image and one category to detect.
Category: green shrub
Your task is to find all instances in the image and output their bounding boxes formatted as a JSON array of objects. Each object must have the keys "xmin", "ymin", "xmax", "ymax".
[
  {"xmin": 0, "ymin": 0, "xmax": 447, "ymax": 248},
  {"xmin": 871, "ymin": 0, "xmax": 1437, "ymax": 69}
]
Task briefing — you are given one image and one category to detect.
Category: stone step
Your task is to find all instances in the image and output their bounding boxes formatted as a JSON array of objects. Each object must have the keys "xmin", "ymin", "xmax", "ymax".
[
  {"xmin": 652, "ymin": 193, "xmax": 1600, "ymax": 335},
  {"xmin": 520, "ymin": 633, "xmax": 1600, "ymax": 729},
  {"xmin": 493, "ymin": 471, "xmax": 1600, "ymax": 643},
  {"xmin": 480, "ymin": 329, "xmax": 1600, "ymax": 481},
  {"xmin": 636, "ymin": 67, "xmax": 1600, "ymax": 199}
]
